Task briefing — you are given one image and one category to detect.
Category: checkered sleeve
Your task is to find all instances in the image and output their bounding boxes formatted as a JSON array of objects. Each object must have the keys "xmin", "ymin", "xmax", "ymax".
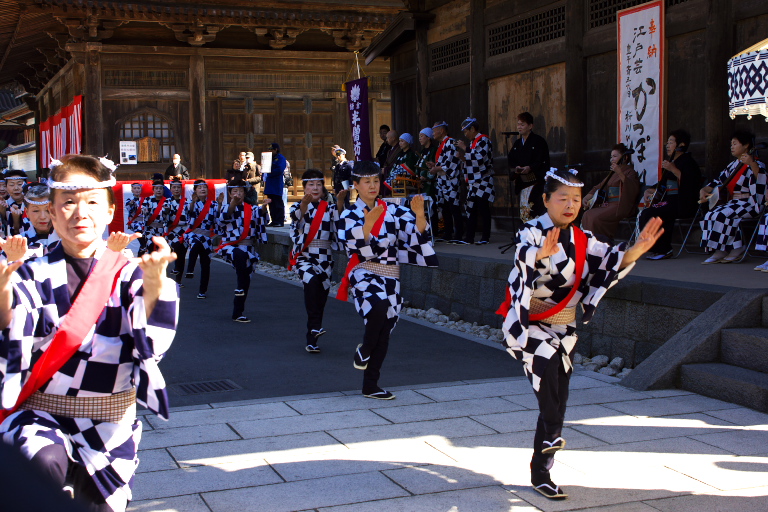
[
  {"xmin": 706, "ymin": 164, "xmax": 731, "ymax": 189},
  {"xmin": 394, "ymin": 205, "xmax": 438, "ymax": 266},
  {"xmin": 289, "ymin": 202, "xmax": 307, "ymax": 248},
  {"xmin": 0, "ymin": 270, "xmax": 36, "ymax": 409},
  {"xmin": 464, "ymin": 138, "xmax": 491, "ymax": 183},
  {"xmin": 329, "ymin": 203, "xmax": 343, "ymax": 252},
  {"xmin": 440, "ymin": 143, "xmax": 462, "ymax": 181},
  {"xmin": 579, "ymin": 232, "xmax": 632, "ymax": 322},
  {"xmin": 339, "ymin": 206, "xmax": 392, "ymax": 259}
]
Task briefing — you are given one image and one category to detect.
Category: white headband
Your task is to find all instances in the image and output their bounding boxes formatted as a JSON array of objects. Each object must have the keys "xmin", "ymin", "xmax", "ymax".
[
  {"xmin": 26, "ymin": 198, "xmax": 50, "ymax": 205},
  {"xmin": 546, "ymin": 168, "xmax": 584, "ymax": 187},
  {"xmin": 5, "ymin": 176, "xmax": 26, "ymax": 180},
  {"xmin": 302, "ymin": 178, "xmax": 324, "ymax": 182},
  {"xmin": 47, "ymin": 176, "xmax": 117, "ymax": 190}
]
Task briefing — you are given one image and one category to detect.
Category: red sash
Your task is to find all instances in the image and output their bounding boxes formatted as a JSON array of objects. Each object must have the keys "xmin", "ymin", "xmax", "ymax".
[
  {"xmin": 496, "ymin": 226, "xmax": 588, "ymax": 320},
  {"xmin": 146, "ymin": 197, "xmax": 166, "ymax": 226},
  {"xmin": 470, "ymin": 134, "xmax": 488, "ymax": 150},
  {"xmin": 0, "ymin": 249, "xmax": 129, "ymax": 423},
  {"xmin": 336, "ymin": 199, "xmax": 387, "ymax": 301},
  {"xmin": 215, "ymin": 204, "xmax": 253, "ymax": 252},
  {"xmin": 726, "ymin": 164, "xmax": 749, "ymax": 196},
  {"xmin": 127, "ymin": 198, "xmax": 143, "ymax": 224},
  {"xmin": 182, "ymin": 198, "xmax": 213, "ymax": 240},
  {"xmin": 288, "ymin": 200, "xmax": 328, "ymax": 270},
  {"xmin": 164, "ymin": 196, "xmax": 186, "ymax": 236},
  {"xmin": 435, "ymin": 137, "xmax": 451, "ymax": 163}
]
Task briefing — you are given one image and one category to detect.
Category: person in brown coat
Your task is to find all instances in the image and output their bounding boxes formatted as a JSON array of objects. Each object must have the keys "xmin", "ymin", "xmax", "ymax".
[{"xmin": 581, "ymin": 143, "xmax": 641, "ymax": 241}]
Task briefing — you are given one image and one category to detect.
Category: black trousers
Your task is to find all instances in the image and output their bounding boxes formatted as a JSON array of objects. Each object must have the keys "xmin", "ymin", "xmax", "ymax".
[
  {"xmin": 232, "ymin": 249, "xmax": 251, "ymax": 318},
  {"xmin": 465, "ymin": 197, "xmax": 492, "ymax": 242},
  {"xmin": 360, "ymin": 301, "xmax": 397, "ymax": 394},
  {"xmin": 267, "ymin": 194, "xmax": 285, "ymax": 226},
  {"xmin": 440, "ymin": 201, "xmax": 464, "ymax": 240},
  {"xmin": 31, "ymin": 444, "xmax": 112, "ymax": 512},
  {"xmin": 304, "ymin": 274, "xmax": 329, "ymax": 344},
  {"xmin": 186, "ymin": 241, "xmax": 211, "ymax": 294},
  {"xmin": 171, "ymin": 240, "xmax": 187, "ymax": 283},
  {"xmin": 638, "ymin": 198, "xmax": 679, "ymax": 254},
  {"xmin": 531, "ymin": 355, "xmax": 571, "ymax": 485}
]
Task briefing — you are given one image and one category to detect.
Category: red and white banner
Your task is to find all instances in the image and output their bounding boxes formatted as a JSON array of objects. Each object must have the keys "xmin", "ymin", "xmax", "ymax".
[
  {"xmin": 40, "ymin": 95, "xmax": 83, "ymax": 166},
  {"xmin": 110, "ymin": 179, "xmax": 227, "ymax": 234},
  {"xmin": 617, "ymin": 1, "xmax": 664, "ymax": 186}
]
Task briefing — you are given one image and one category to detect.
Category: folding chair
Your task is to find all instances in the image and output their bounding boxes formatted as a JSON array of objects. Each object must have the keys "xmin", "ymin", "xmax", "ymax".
[
  {"xmin": 673, "ymin": 206, "xmax": 708, "ymax": 258},
  {"xmin": 737, "ymin": 206, "xmax": 767, "ymax": 262}
]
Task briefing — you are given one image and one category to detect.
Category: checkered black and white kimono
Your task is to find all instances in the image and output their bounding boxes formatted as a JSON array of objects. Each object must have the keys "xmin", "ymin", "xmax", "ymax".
[
  {"xmin": 183, "ymin": 200, "xmax": 219, "ymax": 251},
  {"xmin": 0, "ymin": 243, "xmax": 178, "ymax": 511},
  {"xmin": 124, "ymin": 196, "xmax": 144, "ymax": 233},
  {"xmin": 755, "ymin": 212, "xmax": 768, "ymax": 251},
  {"xmin": 289, "ymin": 200, "xmax": 341, "ymax": 290},
  {"xmin": 162, "ymin": 197, "xmax": 187, "ymax": 245},
  {"xmin": 464, "ymin": 134, "xmax": 496, "ymax": 209},
  {"xmin": 338, "ymin": 198, "xmax": 438, "ymax": 324},
  {"xmin": 216, "ymin": 203, "xmax": 268, "ymax": 274},
  {"xmin": 701, "ymin": 160, "xmax": 766, "ymax": 251},
  {"xmin": 435, "ymin": 138, "xmax": 462, "ymax": 207},
  {"xmin": 141, "ymin": 196, "xmax": 170, "ymax": 240},
  {"xmin": 500, "ymin": 214, "xmax": 633, "ymax": 392}
]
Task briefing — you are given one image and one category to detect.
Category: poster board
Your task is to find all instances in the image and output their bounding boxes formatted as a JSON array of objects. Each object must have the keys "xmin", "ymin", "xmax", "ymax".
[
  {"xmin": 617, "ymin": 0, "xmax": 664, "ymax": 186},
  {"xmin": 119, "ymin": 141, "xmax": 138, "ymax": 165}
]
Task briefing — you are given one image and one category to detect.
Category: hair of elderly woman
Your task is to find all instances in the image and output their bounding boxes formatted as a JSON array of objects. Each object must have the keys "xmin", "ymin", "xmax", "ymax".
[
  {"xmin": 351, "ymin": 161, "xmax": 381, "ymax": 182},
  {"xmin": 24, "ymin": 183, "xmax": 50, "ymax": 205},
  {"xmin": 731, "ymin": 131, "xmax": 755, "ymax": 151},
  {"xmin": 49, "ymin": 154, "xmax": 115, "ymax": 205},
  {"xmin": 543, "ymin": 169, "xmax": 584, "ymax": 200}
]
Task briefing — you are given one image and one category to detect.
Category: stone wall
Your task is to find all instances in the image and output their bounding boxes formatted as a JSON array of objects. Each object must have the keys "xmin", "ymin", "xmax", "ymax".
[{"xmin": 261, "ymin": 231, "xmax": 728, "ymax": 368}]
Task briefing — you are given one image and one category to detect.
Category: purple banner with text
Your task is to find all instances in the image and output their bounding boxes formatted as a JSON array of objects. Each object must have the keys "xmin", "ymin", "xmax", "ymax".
[{"xmin": 346, "ymin": 78, "xmax": 372, "ymax": 161}]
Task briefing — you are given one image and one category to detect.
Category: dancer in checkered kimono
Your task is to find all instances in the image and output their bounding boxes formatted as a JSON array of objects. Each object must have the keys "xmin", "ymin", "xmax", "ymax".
[
  {"xmin": 163, "ymin": 179, "xmax": 188, "ymax": 285},
  {"xmin": 338, "ymin": 161, "xmax": 438, "ymax": 400},
  {"xmin": 458, "ymin": 117, "xmax": 495, "ymax": 244},
  {"xmin": 216, "ymin": 178, "xmax": 269, "ymax": 322},
  {"xmin": 124, "ymin": 183, "xmax": 147, "ymax": 256},
  {"xmin": 0, "ymin": 155, "xmax": 178, "ymax": 512},
  {"xmin": 140, "ymin": 179, "xmax": 170, "ymax": 254},
  {"xmin": 183, "ymin": 180, "xmax": 221, "ymax": 299},
  {"xmin": 700, "ymin": 132, "xmax": 766, "ymax": 264},
  {"xmin": 427, "ymin": 121, "xmax": 465, "ymax": 243},
  {"xmin": 289, "ymin": 169, "xmax": 348, "ymax": 352},
  {"xmin": 0, "ymin": 183, "xmax": 59, "ymax": 262},
  {"xmin": 497, "ymin": 168, "xmax": 663, "ymax": 500},
  {"xmin": 2, "ymin": 169, "xmax": 27, "ymax": 237}
]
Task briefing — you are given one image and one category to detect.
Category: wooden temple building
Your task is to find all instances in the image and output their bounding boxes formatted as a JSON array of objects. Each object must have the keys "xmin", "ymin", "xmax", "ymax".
[
  {"xmin": 1, "ymin": 0, "xmax": 767, "ymax": 209},
  {"xmin": 0, "ymin": 0, "xmax": 398, "ymax": 181}
]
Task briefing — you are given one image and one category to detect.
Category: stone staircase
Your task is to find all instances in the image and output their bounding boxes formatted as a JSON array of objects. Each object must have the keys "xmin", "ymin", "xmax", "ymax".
[{"xmin": 680, "ymin": 297, "xmax": 768, "ymax": 412}]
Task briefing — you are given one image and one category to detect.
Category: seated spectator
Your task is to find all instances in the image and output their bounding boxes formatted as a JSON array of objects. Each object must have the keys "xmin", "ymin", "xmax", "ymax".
[
  {"xmin": 638, "ymin": 129, "xmax": 702, "ymax": 260},
  {"xmin": 384, "ymin": 133, "xmax": 419, "ymax": 194},
  {"xmin": 581, "ymin": 143, "xmax": 641, "ymax": 241},
  {"xmin": 700, "ymin": 131, "xmax": 766, "ymax": 264}
]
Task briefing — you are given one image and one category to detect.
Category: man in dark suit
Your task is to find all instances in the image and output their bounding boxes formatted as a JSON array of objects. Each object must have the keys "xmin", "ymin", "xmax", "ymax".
[
  {"xmin": 507, "ymin": 112, "xmax": 550, "ymax": 220},
  {"xmin": 375, "ymin": 124, "xmax": 391, "ymax": 167},
  {"xmin": 164, "ymin": 153, "xmax": 189, "ymax": 180}
]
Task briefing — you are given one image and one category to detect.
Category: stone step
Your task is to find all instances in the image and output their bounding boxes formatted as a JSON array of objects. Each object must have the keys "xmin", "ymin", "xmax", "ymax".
[
  {"xmin": 721, "ymin": 328, "xmax": 768, "ymax": 373},
  {"xmin": 680, "ymin": 363, "xmax": 768, "ymax": 413}
]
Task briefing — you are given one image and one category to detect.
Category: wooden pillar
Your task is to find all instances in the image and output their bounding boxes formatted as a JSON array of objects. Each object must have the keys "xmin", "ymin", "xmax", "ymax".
[
  {"xmin": 704, "ymin": 0, "xmax": 733, "ymax": 176},
  {"xmin": 564, "ymin": 0, "xmax": 586, "ymax": 166},
  {"xmin": 468, "ymin": 0, "xmax": 487, "ymax": 128},
  {"xmin": 189, "ymin": 54, "xmax": 206, "ymax": 175},
  {"xmin": 82, "ymin": 43, "xmax": 103, "ymax": 156},
  {"xmin": 415, "ymin": 20, "xmax": 430, "ymax": 128}
]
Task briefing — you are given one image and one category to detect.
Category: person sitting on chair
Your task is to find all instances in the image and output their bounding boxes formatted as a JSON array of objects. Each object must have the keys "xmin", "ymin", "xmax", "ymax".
[
  {"xmin": 699, "ymin": 131, "xmax": 766, "ymax": 264},
  {"xmin": 638, "ymin": 129, "xmax": 701, "ymax": 260},
  {"xmin": 384, "ymin": 133, "xmax": 419, "ymax": 194},
  {"xmin": 581, "ymin": 143, "xmax": 641, "ymax": 241}
]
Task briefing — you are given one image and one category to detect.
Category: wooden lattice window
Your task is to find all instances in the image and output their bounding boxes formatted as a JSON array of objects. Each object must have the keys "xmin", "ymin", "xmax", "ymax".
[
  {"xmin": 430, "ymin": 37, "xmax": 470, "ymax": 73},
  {"xmin": 119, "ymin": 111, "xmax": 176, "ymax": 162},
  {"xmin": 488, "ymin": 5, "xmax": 566, "ymax": 57},
  {"xmin": 589, "ymin": 0, "xmax": 688, "ymax": 29}
]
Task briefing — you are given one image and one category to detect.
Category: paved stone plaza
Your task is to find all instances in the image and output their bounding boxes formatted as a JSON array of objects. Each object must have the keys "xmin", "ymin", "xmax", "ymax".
[{"xmin": 128, "ymin": 371, "xmax": 768, "ymax": 512}]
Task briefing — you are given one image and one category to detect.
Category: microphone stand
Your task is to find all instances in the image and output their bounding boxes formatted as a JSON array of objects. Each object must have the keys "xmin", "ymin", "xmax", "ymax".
[{"xmin": 499, "ymin": 131, "xmax": 520, "ymax": 254}]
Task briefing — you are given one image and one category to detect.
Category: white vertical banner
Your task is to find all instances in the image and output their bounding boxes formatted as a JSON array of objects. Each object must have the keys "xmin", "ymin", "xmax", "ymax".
[{"xmin": 618, "ymin": 0, "xmax": 664, "ymax": 186}]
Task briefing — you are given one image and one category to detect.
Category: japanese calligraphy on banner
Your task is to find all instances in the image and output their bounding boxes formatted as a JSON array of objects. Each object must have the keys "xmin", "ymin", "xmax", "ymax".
[
  {"xmin": 345, "ymin": 78, "xmax": 372, "ymax": 161},
  {"xmin": 618, "ymin": 1, "xmax": 664, "ymax": 186},
  {"xmin": 39, "ymin": 95, "xmax": 83, "ymax": 167}
]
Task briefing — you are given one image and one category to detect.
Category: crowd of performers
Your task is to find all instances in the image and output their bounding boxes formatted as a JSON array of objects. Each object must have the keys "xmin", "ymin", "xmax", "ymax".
[{"xmin": 0, "ymin": 123, "xmax": 764, "ymax": 509}]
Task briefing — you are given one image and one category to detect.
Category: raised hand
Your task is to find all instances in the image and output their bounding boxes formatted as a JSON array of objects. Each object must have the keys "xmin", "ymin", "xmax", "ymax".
[
  {"xmin": 107, "ymin": 231, "xmax": 141, "ymax": 253},
  {"xmin": 364, "ymin": 203, "xmax": 385, "ymax": 223},
  {"xmin": 457, "ymin": 140, "xmax": 467, "ymax": 152},
  {"xmin": 217, "ymin": 192, "xmax": 224, "ymax": 204},
  {"xmin": 337, "ymin": 189, "xmax": 349, "ymax": 202},
  {"xmin": 410, "ymin": 194, "xmax": 425, "ymax": 216},
  {"xmin": 136, "ymin": 236, "xmax": 177, "ymax": 281},
  {"xmin": 9, "ymin": 204, "xmax": 22, "ymax": 219},
  {"xmin": 0, "ymin": 235, "xmax": 28, "ymax": 262},
  {"xmin": 631, "ymin": 217, "xmax": 664, "ymax": 255},
  {"xmin": 536, "ymin": 227, "xmax": 561, "ymax": 261}
]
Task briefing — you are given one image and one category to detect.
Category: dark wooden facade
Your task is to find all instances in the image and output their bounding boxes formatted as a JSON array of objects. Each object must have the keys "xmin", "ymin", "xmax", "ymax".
[
  {"xmin": 366, "ymin": 0, "xmax": 768, "ymax": 212},
  {"xmin": 0, "ymin": 0, "xmax": 399, "ymax": 185}
]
